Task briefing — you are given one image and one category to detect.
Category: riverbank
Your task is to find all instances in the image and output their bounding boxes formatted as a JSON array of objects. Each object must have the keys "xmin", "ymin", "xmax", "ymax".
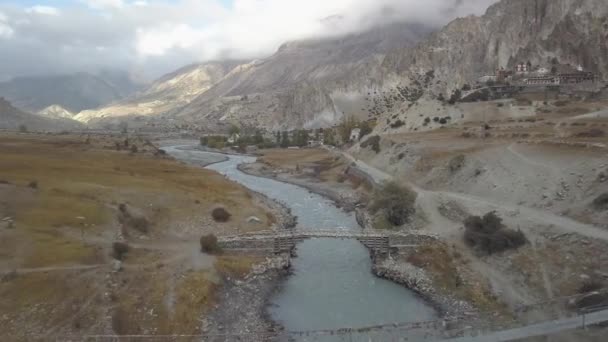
[
  {"xmin": 236, "ymin": 150, "xmax": 467, "ymax": 323},
  {"xmin": 238, "ymin": 162, "xmax": 361, "ymax": 212},
  {"xmin": 203, "ymin": 254, "xmax": 291, "ymax": 342}
]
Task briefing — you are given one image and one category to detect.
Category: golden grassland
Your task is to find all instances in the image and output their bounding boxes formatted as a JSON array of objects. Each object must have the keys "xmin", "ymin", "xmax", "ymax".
[{"xmin": 0, "ymin": 133, "xmax": 276, "ymax": 339}]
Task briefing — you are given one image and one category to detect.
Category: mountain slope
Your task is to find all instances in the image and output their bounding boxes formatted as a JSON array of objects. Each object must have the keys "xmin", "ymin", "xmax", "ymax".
[
  {"xmin": 0, "ymin": 98, "xmax": 83, "ymax": 131},
  {"xmin": 383, "ymin": 0, "xmax": 608, "ymax": 94},
  {"xmin": 37, "ymin": 105, "xmax": 75, "ymax": 119},
  {"xmin": 175, "ymin": 22, "xmax": 431, "ymax": 130},
  {"xmin": 75, "ymin": 61, "xmax": 244, "ymax": 125},
  {"xmin": 0, "ymin": 71, "xmax": 141, "ymax": 113}
]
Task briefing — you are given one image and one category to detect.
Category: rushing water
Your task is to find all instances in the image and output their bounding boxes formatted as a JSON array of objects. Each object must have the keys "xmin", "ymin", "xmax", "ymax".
[{"xmin": 166, "ymin": 146, "xmax": 436, "ymax": 341}]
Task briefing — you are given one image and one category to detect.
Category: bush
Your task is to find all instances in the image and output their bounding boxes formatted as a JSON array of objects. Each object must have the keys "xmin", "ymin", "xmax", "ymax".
[
  {"xmin": 200, "ymin": 234, "xmax": 221, "ymax": 254},
  {"xmin": 28, "ymin": 180, "xmax": 38, "ymax": 189},
  {"xmin": 464, "ymin": 212, "xmax": 526, "ymax": 254},
  {"xmin": 212, "ymin": 207, "xmax": 231, "ymax": 222},
  {"xmin": 593, "ymin": 193, "xmax": 608, "ymax": 210},
  {"xmin": 448, "ymin": 155, "xmax": 465, "ymax": 173},
  {"xmin": 579, "ymin": 279, "xmax": 604, "ymax": 294},
  {"xmin": 128, "ymin": 217, "xmax": 149, "ymax": 233},
  {"xmin": 369, "ymin": 181, "xmax": 417, "ymax": 226},
  {"xmin": 390, "ymin": 120, "xmax": 405, "ymax": 129},
  {"xmin": 361, "ymin": 135, "xmax": 381, "ymax": 153},
  {"xmin": 576, "ymin": 128, "xmax": 605, "ymax": 138},
  {"xmin": 112, "ymin": 242, "xmax": 129, "ymax": 260},
  {"xmin": 439, "ymin": 118, "xmax": 448, "ymax": 125},
  {"xmin": 18, "ymin": 124, "xmax": 27, "ymax": 133},
  {"xmin": 130, "ymin": 145, "xmax": 138, "ymax": 153}
]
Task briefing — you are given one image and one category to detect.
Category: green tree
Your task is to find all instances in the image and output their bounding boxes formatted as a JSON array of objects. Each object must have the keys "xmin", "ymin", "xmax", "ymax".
[
  {"xmin": 228, "ymin": 124, "xmax": 240, "ymax": 135},
  {"xmin": 280, "ymin": 131, "xmax": 290, "ymax": 148},
  {"xmin": 323, "ymin": 128, "xmax": 336, "ymax": 146}
]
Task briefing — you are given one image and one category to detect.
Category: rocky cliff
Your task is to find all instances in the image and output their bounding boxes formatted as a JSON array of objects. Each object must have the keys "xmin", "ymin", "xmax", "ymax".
[
  {"xmin": 174, "ymin": 22, "xmax": 431, "ymax": 130},
  {"xmin": 384, "ymin": 0, "xmax": 608, "ymax": 95}
]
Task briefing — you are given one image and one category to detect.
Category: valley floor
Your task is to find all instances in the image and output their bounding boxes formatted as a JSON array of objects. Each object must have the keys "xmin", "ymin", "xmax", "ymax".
[{"xmin": 0, "ymin": 133, "xmax": 289, "ymax": 341}]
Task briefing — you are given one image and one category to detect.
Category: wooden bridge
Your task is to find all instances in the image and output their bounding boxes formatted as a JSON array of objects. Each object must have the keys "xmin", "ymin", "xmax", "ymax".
[{"xmin": 218, "ymin": 229, "xmax": 437, "ymax": 254}]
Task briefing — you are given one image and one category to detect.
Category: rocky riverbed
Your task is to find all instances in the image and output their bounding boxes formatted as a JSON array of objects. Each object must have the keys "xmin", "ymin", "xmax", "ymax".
[{"xmin": 202, "ymin": 254, "xmax": 291, "ymax": 342}]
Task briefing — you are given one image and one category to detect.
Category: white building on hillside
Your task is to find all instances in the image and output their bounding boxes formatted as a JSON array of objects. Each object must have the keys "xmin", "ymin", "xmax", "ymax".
[{"xmin": 350, "ymin": 128, "xmax": 361, "ymax": 142}]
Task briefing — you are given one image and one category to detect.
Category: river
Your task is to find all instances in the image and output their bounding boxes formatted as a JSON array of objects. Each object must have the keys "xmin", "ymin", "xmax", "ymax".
[{"xmin": 166, "ymin": 146, "xmax": 436, "ymax": 341}]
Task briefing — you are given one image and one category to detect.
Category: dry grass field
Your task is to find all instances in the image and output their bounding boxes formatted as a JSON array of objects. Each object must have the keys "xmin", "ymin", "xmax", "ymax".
[{"xmin": 0, "ymin": 133, "xmax": 276, "ymax": 340}]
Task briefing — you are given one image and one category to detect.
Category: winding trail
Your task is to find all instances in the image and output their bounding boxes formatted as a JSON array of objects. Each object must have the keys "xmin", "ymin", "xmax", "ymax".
[{"xmin": 337, "ymin": 149, "xmax": 608, "ymax": 242}]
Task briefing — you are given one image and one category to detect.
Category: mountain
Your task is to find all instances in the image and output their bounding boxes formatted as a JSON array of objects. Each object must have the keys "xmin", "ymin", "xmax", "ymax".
[
  {"xmin": 37, "ymin": 105, "xmax": 75, "ymax": 119},
  {"xmin": 74, "ymin": 61, "xmax": 244, "ymax": 126},
  {"xmin": 0, "ymin": 98, "xmax": 83, "ymax": 131},
  {"xmin": 383, "ymin": 0, "xmax": 608, "ymax": 94},
  {"xmin": 174, "ymin": 22, "xmax": 431, "ymax": 130},
  {"xmin": 0, "ymin": 71, "xmax": 142, "ymax": 113}
]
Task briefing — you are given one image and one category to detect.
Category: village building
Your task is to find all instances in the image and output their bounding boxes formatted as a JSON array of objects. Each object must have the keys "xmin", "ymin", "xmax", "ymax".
[{"xmin": 349, "ymin": 128, "xmax": 361, "ymax": 142}]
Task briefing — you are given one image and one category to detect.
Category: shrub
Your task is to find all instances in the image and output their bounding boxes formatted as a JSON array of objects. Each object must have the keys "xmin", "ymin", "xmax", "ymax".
[
  {"xmin": 439, "ymin": 118, "xmax": 448, "ymax": 125},
  {"xmin": 128, "ymin": 217, "xmax": 149, "ymax": 233},
  {"xmin": 130, "ymin": 145, "xmax": 138, "ymax": 153},
  {"xmin": 212, "ymin": 207, "xmax": 231, "ymax": 222},
  {"xmin": 28, "ymin": 180, "xmax": 38, "ymax": 189},
  {"xmin": 390, "ymin": 120, "xmax": 405, "ymax": 129},
  {"xmin": 593, "ymin": 193, "xmax": 608, "ymax": 210},
  {"xmin": 200, "ymin": 234, "xmax": 221, "ymax": 254},
  {"xmin": 369, "ymin": 181, "xmax": 417, "ymax": 226},
  {"xmin": 463, "ymin": 212, "xmax": 526, "ymax": 254},
  {"xmin": 18, "ymin": 124, "xmax": 27, "ymax": 133},
  {"xmin": 448, "ymin": 154, "xmax": 466, "ymax": 173},
  {"xmin": 361, "ymin": 135, "xmax": 381, "ymax": 153},
  {"xmin": 112, "ymin": 242, "xmax": 129, "ymax": 260},
  {"xmin": 578, "ymin": 279, "xmax": 604, "ymax": 294},
  {"xmin": 576, "ymin": 128, "xmax": 605, "ymax": 138}
]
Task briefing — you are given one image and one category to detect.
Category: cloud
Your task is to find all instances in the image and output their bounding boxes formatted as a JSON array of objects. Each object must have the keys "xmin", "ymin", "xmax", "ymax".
[
  {"xmin": 0, "ymin": 11, "xmax": 14, "ymax": 39},
  {"xmin": 25, "ymin": 6, "xmax": 61, "ymax": 16},
  {"xmin": 0, "ymin": 0, "xmax": 499, "ymax": 80},
  {"xmin": 84, "ymin": 0, "xmax": 125, "ymax": 10}
]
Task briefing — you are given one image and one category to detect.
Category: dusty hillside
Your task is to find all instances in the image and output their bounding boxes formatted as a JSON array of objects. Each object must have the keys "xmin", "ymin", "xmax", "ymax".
[
  {"xmin": 0, "ymin": 98, "xmax": 82, "ymax": 131},
  {"xmin": 350, "ymin": 96, "xmax": 608, "ymax": 318},
  {"xmin": 76, "ymin": 61, "xmax": 244, "ymax": 128}
]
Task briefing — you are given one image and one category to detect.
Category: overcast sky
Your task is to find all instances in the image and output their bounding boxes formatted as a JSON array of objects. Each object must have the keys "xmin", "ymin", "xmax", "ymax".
[{"xmin": 0, "ymin": 0, "xmax": 498, "ymax": 81}]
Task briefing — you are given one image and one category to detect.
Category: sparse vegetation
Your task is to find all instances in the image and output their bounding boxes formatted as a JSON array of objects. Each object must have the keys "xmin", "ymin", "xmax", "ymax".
[
  {"xmin": 592, "ymin": 193, "xmax": 608, "ymax": 210},
  {"xmin": 463, "ymin": 212, "xmax": 526, "ymax": 254},
  {"xmin": 369, "ymin": 181, "xmax": 417, "ymax": 226},
  {"xmin": 211, "ymin": 207, "xmax": 231, "ymax": 222},
  {"xmin": 448, "ymin": 154, "xmax": 466, "ymax": 173},
  {"xmin": 390, "ymin": 120, "xmax": 405, "ymax": 129},
  {"xmin": 112, "ymin": 242, "xmax": 129, "ymax": 260},
  {"xmin": 361, "ymin": 135, "xmax": 381, "ymax": 153},
  {"xmin": 28, "ymin": 180, "xmax": 38, "ymax": 189},
  {"xmin": 576, "ymin": 128, "xmax": 605, "ymax": 138},
  {"xmin": 200, "ymin": 234, "xmax": 221, "ymax": 254}
]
